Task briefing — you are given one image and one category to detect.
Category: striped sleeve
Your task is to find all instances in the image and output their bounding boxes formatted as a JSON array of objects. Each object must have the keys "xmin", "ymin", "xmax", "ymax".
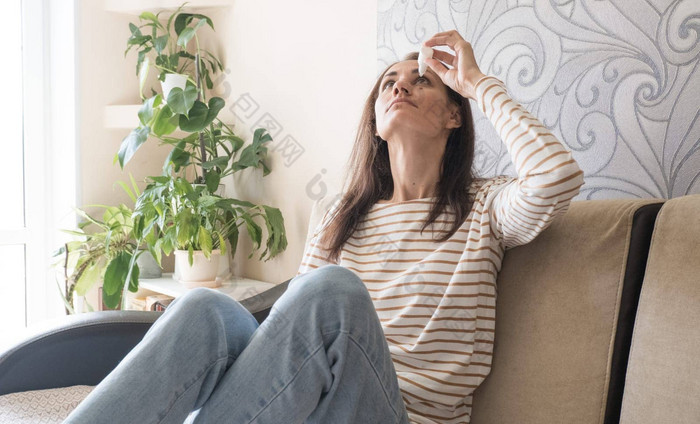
[
  {"xmin": 296, "ymin": 202, "xmax": 340, "ymax": 276},
  {"xmin": 474, "ymin": 75, "xmax": 584, "ymax": 248}
]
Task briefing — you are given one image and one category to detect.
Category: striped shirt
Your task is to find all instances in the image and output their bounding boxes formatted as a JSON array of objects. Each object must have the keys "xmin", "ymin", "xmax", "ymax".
[{"xmin": 297, "ymin": 76, "xmax": 584, "ymax": 423}]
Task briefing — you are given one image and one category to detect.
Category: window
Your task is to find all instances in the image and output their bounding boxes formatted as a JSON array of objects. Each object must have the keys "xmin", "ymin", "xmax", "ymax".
[{"xmin": 1, "ymin": 0, "xmax": 77, "ymax": 346}]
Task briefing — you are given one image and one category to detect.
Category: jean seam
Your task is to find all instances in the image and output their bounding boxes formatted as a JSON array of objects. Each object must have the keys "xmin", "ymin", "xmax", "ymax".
[
  {"xmin": 345, "ymin": 333, "xmax": 404, "ymax": 421},
  {"xmin": 247, "ymin": 331, "xmax": 403, "ymax": 423},
  {"xmin": 157, "ymin": 355, "xmax": 230, "ymax": 424},
  {"xmin": 245, "ymin": 343, "xmax": 325, "ymax": 423}
]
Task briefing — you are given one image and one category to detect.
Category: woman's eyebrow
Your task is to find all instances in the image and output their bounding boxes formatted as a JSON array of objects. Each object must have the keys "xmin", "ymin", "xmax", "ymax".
[{"xmin": 381, "ymin": 68, "xmax": 435, "ymax": 82}]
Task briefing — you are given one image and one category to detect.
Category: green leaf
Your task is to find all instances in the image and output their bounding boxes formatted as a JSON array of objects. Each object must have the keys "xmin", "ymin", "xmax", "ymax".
[
  {"xmin": 103, "ymin": 252, "xmax": 131, "ymax": 296},
  {"xmin": 166, "ymin": 84, "xmax": 197, "ymax": 115},
  {"xmin": 75, "ymin": 261, "xmax": 100, "ymax": 296},
  {"xmin": 178, "ymin": 100, "xmax": 207, "ymax": 132},
  {"xmin": 260, "ymin": 205, "xmax": 288, "ymax": 261},
  {"xmin": 242, "ymin": 214, "xmax": 262, "ymax": 251},
  {"xmin": 139, "ymin": 12, "xmax": 163, "ymax": 28},
  {"xmin": 228, "ymin": 224, "xmax": 239, "ymax": 259},
  {"xmin": 176, "ymin": 27, "xmax": 195, "ymax": 48},
  {"xmin": 174, "ymin": 13, "xmax": 214, "ymax": 35},
  {"xmin": 151, "ymin": 104, "xmax": 178, "ymax": 136},
  {"xmin": 138, "ymin": 56, "xmax": 150, "ymax": 97},
  {"xmin": 178, "ymin": 97, "xmax": 225, "ymax": 132},
  {"xmin": 217, "ymin": 232, "xmax": 226, "ymax": 254},
  {"xmin": 174, "ymin": 13, "xmax": 193, "ymax": 35},
  {"xmin": 205, "ymin": 170, "xmax": 220, "ymax": 193},
  {"xmin": 231, "ymin": 127, "xmax": 272, "ymax": 172},
  {"xmin": 165, "ymin": 139, "xmax": 191, "ymax": 172},
  {"xmin": 118, "ymin": 126, "xmax": 150, "ymax": 168},
  {"xmin": 129, "ymin": 23, "xmax": 141, "ymax": 36},
  {"xmin": 153, "ymin": 34, "xmax": 168, "ymax": 54},
  {"xmin": 201, "ymin": 156, "xmax": 228, "ymax": 170},
  {"xmin": 138, "ymin": 95, "xmax": 161, "ymax": 127},
  {"xmin": 176, "ymin": 208, "xmax": 193, "ymax": 247},
  {"xmin": 128, "ymin": 263, "xmax": 140, "ymax": 292},
  {"xmin": 199, "ymin": 226, "xmax": 213, "ymax": 258}
]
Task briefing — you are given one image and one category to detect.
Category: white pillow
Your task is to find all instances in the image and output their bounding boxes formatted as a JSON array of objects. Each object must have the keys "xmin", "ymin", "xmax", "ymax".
[{"xmin": 0, "ymin": 385, "xmax": 95, "ymax": 424}]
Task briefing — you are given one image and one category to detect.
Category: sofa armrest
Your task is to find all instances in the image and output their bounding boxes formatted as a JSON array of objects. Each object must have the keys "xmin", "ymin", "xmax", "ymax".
[
  {"xmin": 0, "ymin": 278, "xmax": 293, "ymax": 395},
  {"xmin": 239, "ymin": 278, "xmax": 291, "ymax": 323},
  {"xmin": 0, "ymin": 310, "xmax": 162, "ymax": 395}
]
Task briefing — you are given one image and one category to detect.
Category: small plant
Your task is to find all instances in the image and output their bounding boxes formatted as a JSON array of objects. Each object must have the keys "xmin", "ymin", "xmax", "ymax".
[
  {"xmin": 125, "ymin": 3, "xmax": 223, "ymax": 96},
  {"xmin": 54, "ymin": 178, "xmax": 144, "ymax": 312},
  {"xmin": 133, "ymin": 163, "xmax": 287, "ymax": 269}
]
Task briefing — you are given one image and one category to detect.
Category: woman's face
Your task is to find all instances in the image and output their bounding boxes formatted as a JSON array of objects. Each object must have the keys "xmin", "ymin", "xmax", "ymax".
[{"xmin": 374, "ymin": 59, "xmax": 461, "ymax": 142}]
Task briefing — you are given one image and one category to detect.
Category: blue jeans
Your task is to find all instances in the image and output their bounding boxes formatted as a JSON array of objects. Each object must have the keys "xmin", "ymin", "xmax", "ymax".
[{"xmin": 64, "ymin": 264, "xmax": 410, "ymax": 424}]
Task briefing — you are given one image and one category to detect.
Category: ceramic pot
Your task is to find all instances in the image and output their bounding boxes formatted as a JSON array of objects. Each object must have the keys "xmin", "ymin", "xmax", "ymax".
[
  {"xmin": 161, "ymin": 73, "xmax": 188, "ymax": 101},
  {"xmin": 173, "ymin": 249, "xmax": 222, "ymax": 288}
]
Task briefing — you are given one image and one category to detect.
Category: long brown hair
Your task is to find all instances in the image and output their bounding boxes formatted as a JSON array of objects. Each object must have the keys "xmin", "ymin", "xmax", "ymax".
[{"xmin": 319, "ymin": 51, "xmax": 476, "ymax": 263}]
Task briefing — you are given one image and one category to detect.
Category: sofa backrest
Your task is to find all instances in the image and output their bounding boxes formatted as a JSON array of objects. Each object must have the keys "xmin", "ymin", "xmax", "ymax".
[
  {"xmin": 619, "ymin": 195, "xmax": 700, "ymax": 424},
  {"xmin": 471, "ymin": 199, "xmax": 664, "ymax": 424}
]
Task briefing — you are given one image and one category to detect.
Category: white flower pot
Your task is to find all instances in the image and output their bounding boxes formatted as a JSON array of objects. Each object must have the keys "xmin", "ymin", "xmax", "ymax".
[
  {"xmin": 161, "ymin": 73, "xmax": 189, "ymax": 101},
  {"xmin": 174, "ymin": 249, "xmax": 222, "ymax": 289}
]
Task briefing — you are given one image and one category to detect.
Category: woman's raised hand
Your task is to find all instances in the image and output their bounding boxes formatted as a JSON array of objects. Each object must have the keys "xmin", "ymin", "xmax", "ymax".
[{"xmin": 423, "ymin": 30, "xmax": 486, "ymax": 101}]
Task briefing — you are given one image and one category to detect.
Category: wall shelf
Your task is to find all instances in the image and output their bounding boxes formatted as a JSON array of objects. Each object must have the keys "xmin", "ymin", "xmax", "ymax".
[
  {"xmin": 104, "ymin": 0, "xmax": 231, "ymax": 15},
  {"xmin": 104, "ymin": 104, "xmax": 141, "ymax": 129}
]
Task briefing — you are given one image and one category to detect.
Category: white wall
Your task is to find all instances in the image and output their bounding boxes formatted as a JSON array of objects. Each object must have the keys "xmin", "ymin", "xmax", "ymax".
[{"xmin": 77, "ymin": 0, "xmax": 377, "ymax": 304}]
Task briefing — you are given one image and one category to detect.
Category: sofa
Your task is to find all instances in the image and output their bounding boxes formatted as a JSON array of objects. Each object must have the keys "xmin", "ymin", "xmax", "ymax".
[{"xmin": 0, "ymin": 194, "xmax": 698, "ymax": 423}]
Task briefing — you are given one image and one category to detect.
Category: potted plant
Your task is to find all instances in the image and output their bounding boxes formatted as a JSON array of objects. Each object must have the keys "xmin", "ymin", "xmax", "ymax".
[
  {"xmin": 114, "ymin": 3, "xmax": 287, "ymax": 293},
  {"xmin": 125, "ymin": 3, "xmax": 222, "ymax": 100},
  {"xmin": 133, "ymin": 158, "xmax": 287, "ymax": 288},
  {"xmin": 53, "ymin": 178, "xmax": 146, "ymax": 312}
]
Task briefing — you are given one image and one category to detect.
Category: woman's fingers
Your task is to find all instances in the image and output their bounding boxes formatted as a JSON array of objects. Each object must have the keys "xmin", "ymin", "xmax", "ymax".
[
  {"xmin": 424, "ymin": 30, "xmax": 464, "ymax": 50},
  {"xmin": 425, "ymin": 57, "xmax": 449, "ymax": 77},
  {"xmin": 430, "ymin": 49, "xmax": 456, "ymax": 67}
]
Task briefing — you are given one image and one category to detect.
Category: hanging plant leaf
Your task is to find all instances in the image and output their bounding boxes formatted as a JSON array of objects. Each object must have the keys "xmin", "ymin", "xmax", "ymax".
[
  {"xmin": 151, "ymin": 104, "xmax": 179, "ymax": 136},
  {"xmin": 231, "ymin": 128, "xmax": 271, "ymax": 172},
  {"xmin": 118, "ymin": 126, "xmax": 150, "ymax": 168},
  {"xmin": 260, "ymin": 205, "xmax": 288, "ymax": 261},
  {"xmin": 138, "ymin": 94, "xmax": 161, "ymax": 127},
  {"xmin": 178, "ymin": 97, "xmax": 225, "ymax": 132},
  {"xmin": 166, "ymin": 84, "xmax": 197, "ymax": 116}
]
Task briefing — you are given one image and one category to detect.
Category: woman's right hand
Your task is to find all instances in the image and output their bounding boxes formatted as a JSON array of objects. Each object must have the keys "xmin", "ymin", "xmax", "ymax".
[{"xmin": 423, "ymin": 30, "xmax": 486, "ymax": 100}]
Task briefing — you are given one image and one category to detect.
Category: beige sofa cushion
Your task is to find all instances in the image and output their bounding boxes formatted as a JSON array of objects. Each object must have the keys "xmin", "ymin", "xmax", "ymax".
[
  {"xmin": 471, "ymin": 199, "xmax": 662, "ymax": 424},
  {"xmin": 0, "ymin": 385, "xmax": 94, "ymax": 423},
  {"xmin": 620, "ymin": 195, "xmax": 700, "ymax": 424}
]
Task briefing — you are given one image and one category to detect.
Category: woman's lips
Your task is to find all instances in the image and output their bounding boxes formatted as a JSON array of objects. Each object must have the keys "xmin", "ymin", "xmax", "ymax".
[{"xmin": 388, "ymin": 100, "xmax": 417, "ymax": 111}]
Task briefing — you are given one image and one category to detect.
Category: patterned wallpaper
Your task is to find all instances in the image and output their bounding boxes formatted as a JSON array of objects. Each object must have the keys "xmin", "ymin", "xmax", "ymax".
[{"xmin": 377, "ymin": 0, "xmax": 700, "ymax": 199}]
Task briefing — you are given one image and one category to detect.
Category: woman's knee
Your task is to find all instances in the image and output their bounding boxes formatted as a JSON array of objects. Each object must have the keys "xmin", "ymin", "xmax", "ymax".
[
  {"xmin": 285, "ymin": 265, "xmax": 371, "ymax": 308},
  {"xmin": 170, "ymin": 287, "xmax": 248, "ymax": 318}
]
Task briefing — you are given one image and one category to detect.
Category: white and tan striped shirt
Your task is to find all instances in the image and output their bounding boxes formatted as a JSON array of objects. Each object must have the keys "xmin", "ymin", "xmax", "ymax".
[{"xmin": 297, "ymin": 75, "xmax": 584, "ymax": 423}]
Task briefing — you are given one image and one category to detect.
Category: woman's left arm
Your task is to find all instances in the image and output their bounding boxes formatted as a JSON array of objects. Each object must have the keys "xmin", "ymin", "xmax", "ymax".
[{"xmin": 425, "ymin": 30, "xmax": 585, "ymax": 248}]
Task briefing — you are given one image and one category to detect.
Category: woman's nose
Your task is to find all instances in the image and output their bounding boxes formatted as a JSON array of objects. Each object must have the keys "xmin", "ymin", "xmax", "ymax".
[{"xmin": 393, "ymin": 78, "xmax": 410, "ymax": 95}]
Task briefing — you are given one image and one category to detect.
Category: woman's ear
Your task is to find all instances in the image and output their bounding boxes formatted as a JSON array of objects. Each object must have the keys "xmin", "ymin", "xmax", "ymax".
[{"xmin": 447, "ymin": 105, "xmax": 462, "ymax": 129}]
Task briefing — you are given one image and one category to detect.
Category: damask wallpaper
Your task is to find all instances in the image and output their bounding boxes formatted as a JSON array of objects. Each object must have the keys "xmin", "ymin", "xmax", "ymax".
[{"xmin": 378, "ymin": 0, "xmax": 699, "ymax": 199}]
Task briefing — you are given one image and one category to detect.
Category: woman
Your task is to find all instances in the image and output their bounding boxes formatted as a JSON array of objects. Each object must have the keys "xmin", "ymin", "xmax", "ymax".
[{"xmin": 66, "ymin": 30, "xmax": 583, "ymax": 424}]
